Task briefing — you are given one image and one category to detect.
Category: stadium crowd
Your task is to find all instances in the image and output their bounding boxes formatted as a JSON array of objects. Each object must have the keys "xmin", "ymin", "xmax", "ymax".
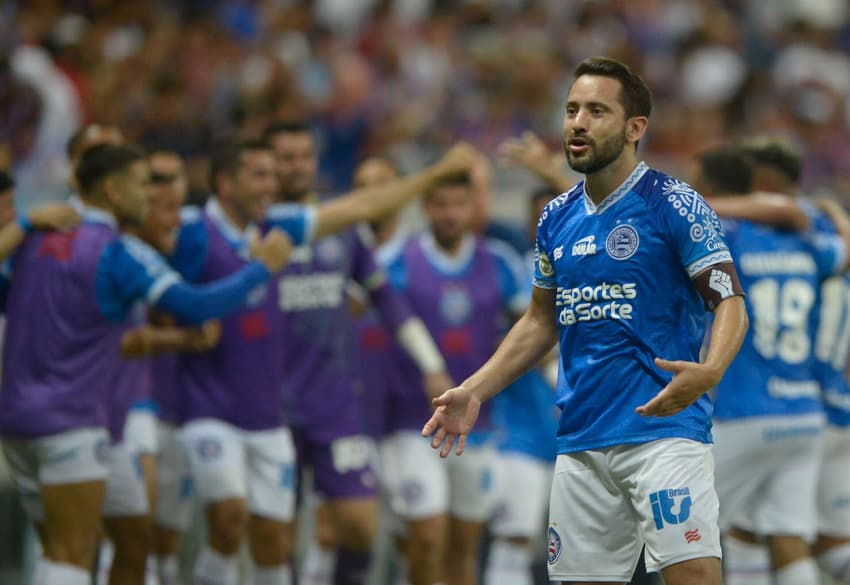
[{"xmin": 0, "ymin": 2, "xmax": 849, "ymax": 585}]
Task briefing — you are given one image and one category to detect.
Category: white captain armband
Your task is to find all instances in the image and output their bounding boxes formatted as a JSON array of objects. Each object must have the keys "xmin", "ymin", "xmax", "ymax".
[
  {"xmin": 397, "ymin": 318, "xmax": 446, "ymax": 375},
  {"xmin": 692, "ymin": 261, "xmax": 745, "ymax": 311}
]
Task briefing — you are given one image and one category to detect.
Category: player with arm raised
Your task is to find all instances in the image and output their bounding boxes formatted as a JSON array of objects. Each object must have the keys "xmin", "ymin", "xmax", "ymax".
[{"xmin": 423, "ymin": 57, "xmax": 748, "ymax": 585}]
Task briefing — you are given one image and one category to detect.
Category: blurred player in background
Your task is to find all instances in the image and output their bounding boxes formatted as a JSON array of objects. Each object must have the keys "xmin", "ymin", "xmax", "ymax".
[
  {"xmin": 423, "ymin": 56, "xmax": 749, "ymax": 585},
  {"xmin": 383, "ymin": 170, "xmax": 529, "ymax": 585},
  {"xmin": 484, "ymin": 187, "xmax": 559, "ymax": 585}
]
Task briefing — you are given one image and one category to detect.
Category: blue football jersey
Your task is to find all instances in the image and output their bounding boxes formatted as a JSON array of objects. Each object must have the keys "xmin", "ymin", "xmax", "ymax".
[
  {"xmin": 534, "ymin": 162, "xmax": 734, "ymax": 454},
  {"xmin": 713, "ymin": 216, "xmax": 844, "ymax": 421}
]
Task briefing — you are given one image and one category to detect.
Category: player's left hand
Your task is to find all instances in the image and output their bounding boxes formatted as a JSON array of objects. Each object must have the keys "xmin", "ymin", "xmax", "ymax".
[
  {"xmin": 636, "ymin": 358, "xmax": 721, "ymax": 417},
  {"xmin": 27, "ymin": 203, "xmax": 81, "ymax": 232},
  {"xmin": 421, "ymin": 386, "xmax": 481, "ymax": 458}
]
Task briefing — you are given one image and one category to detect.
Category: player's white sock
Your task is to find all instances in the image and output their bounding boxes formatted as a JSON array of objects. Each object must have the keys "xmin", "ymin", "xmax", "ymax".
[
  {"xmin": 300, "ymin": 543, "xmax": 336, "ymax": 585},
  {"xmin": 722, "ymin": 535, "xmax": 771, "ymax": 585},
  {"xmin": 195, "ymin": 547, "xmax": 238, "ymax": 585},
  {"xmin": 157, "ymin": 553, "xmax": 180, "ymax": 585},
  {"xmin": 37, "ymin": 560, "xmax": 90, "ymax": 585},
  {"xmin": 774, "ymin": 558, "xmax": 820, "ymax": 585},
  {"xmin": 818, "ymin": 543, "xmax": 850, "ymax": 584},
  {"xmin": 393, "ymin": 556, "xmax": 410, "ymax": 585},
  {"xmin": 254, "ymin": 564, "xmax": 292, "ymax": 585},
  {"xmin": 96, "ymin": 540, "xmax": 114, "ymax": 585},
  {"xmin": 483, "ymin": 539, "xmax": 533, "ymax": 585}
]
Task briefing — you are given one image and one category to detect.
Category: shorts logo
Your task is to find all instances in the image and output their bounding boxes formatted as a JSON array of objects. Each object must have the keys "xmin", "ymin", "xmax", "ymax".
[
  {"xmin": 606, "ymin": 225, "xmax": 639, "ymax": 260},
  {"xmin": 196, "ymin": 438, "xmax": 222, "ymax": 461},
  {"xmin": 401, "ymin": 480, "xmax": 424, "ymax": 505},
  {"xmin": 547, "ymin": 526, "xmax": 562, "ymax": 564},
  {"xmin": 685, "ymin": 528, "xmax": 701, "ymax": 543},
  {"xmin": 649, "ymin": 487, "xmax": 692, "ymax": 530}
]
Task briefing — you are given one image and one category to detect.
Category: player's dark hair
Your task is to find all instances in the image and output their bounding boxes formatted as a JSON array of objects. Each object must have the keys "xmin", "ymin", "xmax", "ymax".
[
  {"xmin": 0, "ymin": 169, "xmax": 14, "ymax": 193},
  {"xmin": 263, "ymin": 120, "xmax": 312, "ymax": 143},
  {"xmin": 737, "ymin": 137, "xmax": 802, "ymax": 185},
  {"xmin": 75, "ymin": 143, "xmax": 146, "ymax": 196},
  {"xmin": 424, "ymin": 171, "xmax": 472, "ymax": 200},
  {"xmin": 698, "ymin": 146, "xmax": 753, "ymax": 196},
  {"xmin": 574, "ymin": 57, "xmax": 652, "ymax": 119},
  {"xmin": 208, "ymin": 137, "xmax": 272, "ymax": 193},
  {"xmin": 67, "ymin": 126, "xmax": 88, "ymax": 159}
]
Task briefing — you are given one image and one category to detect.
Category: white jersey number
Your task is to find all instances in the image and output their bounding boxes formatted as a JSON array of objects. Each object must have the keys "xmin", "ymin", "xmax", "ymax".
[
  {"xmin": 749, "ymin": 277, "xmax": 815, "ymax": 364},
  {"xmin": 815, "ymin": 277, "xmax": 850, "ymax": 370}
]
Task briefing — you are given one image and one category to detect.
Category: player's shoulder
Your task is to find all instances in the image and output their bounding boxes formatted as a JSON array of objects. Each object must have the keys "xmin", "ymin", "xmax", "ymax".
[
  {"xmin": 117, "ymin": 234, "xmax": 167, "ymax": 270},
  {"xmin": 542, "ymin": 184, "xmax": 584, "ymax": 216}
]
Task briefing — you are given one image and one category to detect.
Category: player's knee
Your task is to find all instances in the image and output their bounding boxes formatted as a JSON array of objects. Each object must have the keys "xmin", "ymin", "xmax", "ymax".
[
  {"xmin": 249, "ymin": 516, "xmax": 292, "ymax": 566},
  {"xmin": 207, "ymin": 500, "xmax": 248, "ymax": 555},
  {"xmin": 332, "ymin": 502, "xmax": 378, "ymax": 551},
  {"xmin": 408, "ymin": 517, "xmax": 447, "ymax": 559}
]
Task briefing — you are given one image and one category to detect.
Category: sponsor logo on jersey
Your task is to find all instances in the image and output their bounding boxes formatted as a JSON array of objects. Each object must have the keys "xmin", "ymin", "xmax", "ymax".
[
  {"xmin": 278, "ymin": 273, "xmax": 345, "ymax": 311},
  {"xmin": 316, "ymin": 236, "xmax": 344, "ymax": 265},
  {"xmin": 606, "ymin": 225, "xmax": 639, "ymax": 260},
  {"xmin": 571, "ymin": 236, "xmax": 597, "ymax": 257},
  {"xmin": 553, "ymin": 245, "xmax": 565, "ymax": 261},
  {"xmin": 547, "ymin": 526, "xmax": 562, "ymax": 564},
  {"xmin": 556, "ymin": 282, "xmax": 637, "ymax": 325},
  {"xmin": 649, "ymin": 487, "xmax": 692, "ymax": 530}
]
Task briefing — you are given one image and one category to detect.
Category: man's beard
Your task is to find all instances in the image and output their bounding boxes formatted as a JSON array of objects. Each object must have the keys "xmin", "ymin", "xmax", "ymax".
[{"xmin": 565, "ymin": 130, "xmax": 626, "ymax": 175}]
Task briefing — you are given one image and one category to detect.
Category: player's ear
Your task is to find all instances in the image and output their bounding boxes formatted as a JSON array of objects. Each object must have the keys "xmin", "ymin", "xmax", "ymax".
[
  {"xmin": 625, "ymin": 116, "xmax": 649, "ymax": 146},
  {"xmin": 102, "ymin": 173, "xmax": 123, "ymax": 208}
]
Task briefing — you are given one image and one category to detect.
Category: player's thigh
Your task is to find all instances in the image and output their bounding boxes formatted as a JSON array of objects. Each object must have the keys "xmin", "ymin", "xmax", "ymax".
[
  {"xmin": 618, "ymin": 439, "xmax": 721, "ymax": 575},
  {"xmin": 547, "ymin": 451, "xmax": 641, "ymax": 583},
  {"xmin": 446, "ymin": 442, "xmax": 495, "ymax": 522},
  {"xmin": 818, "ymin": 426, "xmax": 850, "ymax": 538},
  {"xmin": 380, "ymin": 430, "xmax": 449, "ymax": 521},
  {"xmin": 243, "ymin": 425, "xmax": 297, "ymax": 522},
  {"xmin": 180, "ymin": 418, "xmax": 247, "ymax": 504},
  {"xmin": 155, "ymin": 422, "xmax": 194, "ymax": 531},
  {"xmin": 102, "ymin": 441, "xmax": 150, "ymax": 519},
  {"xmin": 756, "ymin": 422, "xmax": 824, "ymax": 540},
  {"xmin": 490, "ymin": 451, "xmax": 553, "ymax": 540}
]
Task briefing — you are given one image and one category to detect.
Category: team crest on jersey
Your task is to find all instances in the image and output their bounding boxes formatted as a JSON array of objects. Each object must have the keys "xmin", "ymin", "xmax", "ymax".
[
  {"xmin": 606, "ymin": 225, "xmax": 639, "ymax": 260},
  {"xmin": 547, "ymin": 526, "xmax": 562, "ymax": 564},
  {"xmin": 439, "ymin": 285, "xmax": 473, "ymax": 325},
  {"xmin": 316, "ymin": 236, "xmax": 343, "ymax": 265},
  {"xmin": 196, "ymin": 438, "xmax": 222, "ymax": 461}
]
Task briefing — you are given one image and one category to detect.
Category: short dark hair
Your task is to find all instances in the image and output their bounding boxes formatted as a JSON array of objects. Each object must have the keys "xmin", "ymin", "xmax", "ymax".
[
  {"xmin": 737, "ymin": 137, "xmax": 802, "ymax": 185},
  {"xmin": 75, "ymin": 143, "xmax": 146, "ymax": 195},
  {"xmin": 208, "ymin": 137, "xmax": 272, "ymax": 192},
  {"xmin": 0, "ymin": 169, "xmax": 14, "ymax": 193},
  {"xmin": 698, "ymin": 146, "xmax": 753, "ymax": 196},
  {"xmin": 263, "ymin": 120, "xmax": 312, "ymax": 143},
  {"xmin": 424, "ymin": 172, "xmax": 471, "ymax": 200},
  {"xmin": 574, "ymin": 57, "xmax": 652, "ymax": 119}
]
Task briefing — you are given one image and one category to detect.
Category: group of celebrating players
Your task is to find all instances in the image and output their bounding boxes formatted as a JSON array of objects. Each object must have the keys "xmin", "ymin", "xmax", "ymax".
[{"xmin": 0, "ymin": 55, "xmax": 848, "ymax": 585}]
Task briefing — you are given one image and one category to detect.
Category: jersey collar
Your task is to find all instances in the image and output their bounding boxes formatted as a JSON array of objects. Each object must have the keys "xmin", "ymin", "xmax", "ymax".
[
  {"xmin": 420, "ymin": 232, "xmax": 476, "ymax": 275},
  {"xmin": 81, "ymin": 205, "xmax": 118, "ymax": 229},
  {"xmin": 206, "ymin": 197, "xmax": 259, "ymax": 256},
  {"xmin": 582, "ymin": 161, "xmax": 649, "ymax": 215}
]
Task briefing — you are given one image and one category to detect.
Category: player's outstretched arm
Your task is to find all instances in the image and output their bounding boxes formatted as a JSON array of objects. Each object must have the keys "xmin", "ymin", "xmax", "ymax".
[
  {"xmin": 637, "ymin": 294, "xmax": 748, "ymax": 417},
  {"xmin": 498, "ymin": 131, "xmax": 573, "ymax": 193},
  {"xmin": 120, "ymin": 320, "xmax": 221, "ymax": 359},
  {"xmin": 422, "ymin": 285, "xmax": 559, "ymax": 457},
  {"xmin": 311, "ymin": 143, "xmax": 480, "ymax": 240},
  {"xmin": 706, "ymin": 192, "xmax": 810, "ymax": 231}
]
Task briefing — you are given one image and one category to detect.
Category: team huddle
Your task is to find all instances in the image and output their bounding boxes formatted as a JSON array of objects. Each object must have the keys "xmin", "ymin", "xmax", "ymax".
[{"xmin": 0, "ymin": 55, "xmax": 847, "ymax": 585}]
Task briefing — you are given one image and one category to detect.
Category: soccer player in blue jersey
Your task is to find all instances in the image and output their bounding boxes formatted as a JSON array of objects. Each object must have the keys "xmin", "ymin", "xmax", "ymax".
[
  {"xmin": 423, "ymin": 56, "xmax": 749, "ymax": 585},
  {"xmin": 0, "ymin": 143, "xmax": 292, "ymax": 585}
]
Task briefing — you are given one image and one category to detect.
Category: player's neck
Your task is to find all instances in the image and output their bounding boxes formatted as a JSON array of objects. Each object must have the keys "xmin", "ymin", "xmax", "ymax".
[
  {"xmin": 217, "ymin": 199, "xmax": 250, "ymax": 231},
  {"xmin": 584, "ymin": 152, "xmax": 639, "ymax": 206}
]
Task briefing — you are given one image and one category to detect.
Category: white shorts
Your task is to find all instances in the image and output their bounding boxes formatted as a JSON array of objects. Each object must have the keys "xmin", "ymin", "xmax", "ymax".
[
  {"xmin": 123, "ymin": 408, "xmax": 158, "ymax": 456},
  {"xmin": 713, "ymin": 414, "xmax": 824, "ymax": 540},
  {"xmin": 490, "ymin": 451, "xmax": 553, "ymax": 539},
  {"xmin": 2, "ymin": 427, "xmax": 110, "ymax": 522},
  {"xmin": 547, "ymin": 438, "xmax": 721, "ymax": 581},
  {"xmin": 155, "ymin": 422, "xmax": 193, "ymax": 531},
  {"xmin": 818, "ymin": 425, "xmax": 850, "ymax": 538},
  {"xmin": 180, "ymin": 418, "xmax": 296, "ymax": 522},
  {"xmin": 102, "ymin": 441, "xmax": 149, "ymax": 518},
  {"xmin": 380, "ymin": 430, "xmax": 494, "ymax": 522}
]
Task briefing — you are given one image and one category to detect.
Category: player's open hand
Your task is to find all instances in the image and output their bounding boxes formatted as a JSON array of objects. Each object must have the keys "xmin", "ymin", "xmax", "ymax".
[
  {"xmin": 636, "ymin": 358, "xmax": 721, "ymax": 417},
  {"xmin": 26, "ymin": 203, "xmax": 81, "ymax": 232},
  {"xmin": 423, "ymin": 370, "xmax": 455, "ymax": 402},
  {"xmin": 421, "ymin": 386, "xmax": 481, "ymax": 457},
  {"xmin": 498, "ymin": 131, "xmax": 555, "ymax": 174},
  {"xmin": 252, "ymin": 228, "xmax": 293, "ymax": 273}
]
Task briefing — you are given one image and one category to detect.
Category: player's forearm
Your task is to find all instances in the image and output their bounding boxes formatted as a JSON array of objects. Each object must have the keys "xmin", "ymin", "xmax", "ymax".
[
  {"xmin": 313, "ymin": 164, "xmax": 444, "ymax": 239},
  {"xmin": 702, "ymin": 295, "xmax": 748, "ymax": 381},
  {"xmin": 396, "ymin": 317, "xmax": 446, "ymax": 375},
  {"xmin": 706, "ymin": 193, "xmax": 810, "ymax": 231},
  {"xmin": 121, "ymin": 325, "xmax": 193, "ymax": 358},
  {"xmin": 462, "ymin": 310, "xmax": 558, "ymax": 403}
]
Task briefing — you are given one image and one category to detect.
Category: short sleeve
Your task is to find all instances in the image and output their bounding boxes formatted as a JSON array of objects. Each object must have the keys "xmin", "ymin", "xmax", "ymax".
[
  {"xmin": 266, "ymin": 203, "xmax": 316, "ymax": 246},
  {"xmin": 169, "ymin": 207, "xmax": 208, "ymax": 282},
  {"xmin": 657, "ymin": 177, "xmax": 733, "ymax": 278},
  {"xmin": 532, "ymin": 208, "xmax": 557, "ymax": 290},
  {"xmin": 385, "ymin": 253, "xmax": 409, "ymax": 293},
  {"xmin": 487, "ymin": 239, "xmax": 531, "ymax": 313}
]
